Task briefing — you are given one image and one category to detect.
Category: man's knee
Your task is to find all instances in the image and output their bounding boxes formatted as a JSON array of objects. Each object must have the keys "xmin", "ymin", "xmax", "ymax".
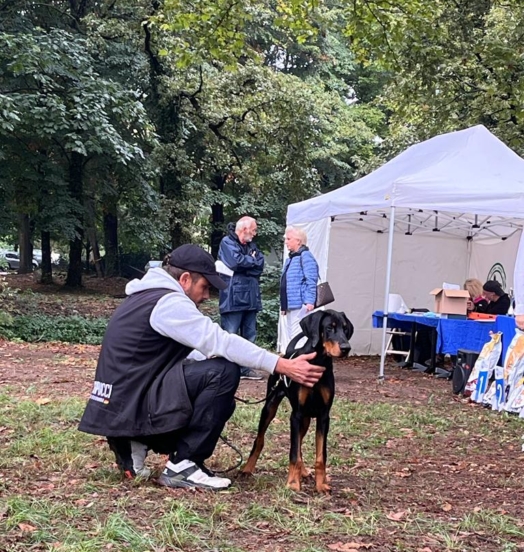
[{"xmin": 220, "ymin": 359, "xmax": 241, "ymax": 389}]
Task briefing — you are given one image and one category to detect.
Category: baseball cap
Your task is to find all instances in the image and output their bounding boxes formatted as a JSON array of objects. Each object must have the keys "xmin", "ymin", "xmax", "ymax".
[{"xmin": 168, "ymin": 244, "xmax": 227, "ymax": 290}]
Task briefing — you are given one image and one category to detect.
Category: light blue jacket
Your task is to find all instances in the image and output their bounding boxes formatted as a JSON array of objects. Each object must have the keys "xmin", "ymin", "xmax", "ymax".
[{"xmin": 281, "ymin": 247, "xmax": 319, "ymax": 310}]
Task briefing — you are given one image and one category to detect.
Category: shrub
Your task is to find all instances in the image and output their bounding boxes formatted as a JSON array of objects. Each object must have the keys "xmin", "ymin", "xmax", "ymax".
[
  {"xmin": 257, "ymin": 264, "xmax": 282, "ymax": 349},
  {"xmin": 0, "ymin": 314, "xmax": 108, "ymax": 344}
]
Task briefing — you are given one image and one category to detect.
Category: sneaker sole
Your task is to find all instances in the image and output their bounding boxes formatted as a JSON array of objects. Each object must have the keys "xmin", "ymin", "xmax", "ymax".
[
  {"xmin": 240, "ymin": 376, "xmax": 263, "ymax": 380},
  {"xmin": 156, "ymin": 474, "xmax": 230, "ymax": 491}
]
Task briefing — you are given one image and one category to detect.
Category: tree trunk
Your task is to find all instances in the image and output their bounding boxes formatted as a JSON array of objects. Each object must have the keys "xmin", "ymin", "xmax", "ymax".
[
  {"xmin": 17, "ymin": 213, "xmax": 33, "ymax": 274},
  {"xmin": 65, "ymin": 151, "xmax": 84, "ymax": 288},
  {"xmin": 210, "ymin": 174, "xmax": 226, "ymax": 259},
  {"xmin": 103, "ymin": 194, "xmax": 119, "ymax": 277},
  {"xmin": 87, "ymin": 228, "xmax": 103, "ymax": 278},
  {"xmin": 85, "ymin": 192, "xmax": 104, "ymax": 278},
  {"xmin": 40, "ymin": 231, "xmax": 53, "ymax": 284},
  {"xmin": 144, "ymin": 15, "xmax": 185, "ymax": 250}
]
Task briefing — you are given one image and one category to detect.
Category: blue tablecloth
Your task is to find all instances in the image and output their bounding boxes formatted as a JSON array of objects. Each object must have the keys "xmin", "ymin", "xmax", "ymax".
[
  {"xmin": 373, "ymin": 311, "xmax": 501, "ymax": 356},
  {"xmin": 496, "ymin": 315, "xmax": 518, "ymax": 362}
]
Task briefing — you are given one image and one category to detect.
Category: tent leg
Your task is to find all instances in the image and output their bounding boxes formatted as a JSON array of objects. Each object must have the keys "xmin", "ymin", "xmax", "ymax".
[{"xmin": 379, "ymin": 206, "xmax": 396, "ymax": 382}]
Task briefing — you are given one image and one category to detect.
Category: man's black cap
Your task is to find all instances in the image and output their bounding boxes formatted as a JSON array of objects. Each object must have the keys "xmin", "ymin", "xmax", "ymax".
[{"xmin": 169, "ymin": 244, "xmax": 227, "ymax": 290}]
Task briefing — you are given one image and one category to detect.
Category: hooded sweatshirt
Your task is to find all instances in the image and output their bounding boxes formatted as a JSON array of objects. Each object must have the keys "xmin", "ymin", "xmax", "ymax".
[{"xmin": 79, "ymin": 268, "xmax": 278, "ymax": 437}]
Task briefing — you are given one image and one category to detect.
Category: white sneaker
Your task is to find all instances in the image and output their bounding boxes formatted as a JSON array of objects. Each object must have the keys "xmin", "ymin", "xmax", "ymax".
[{"xmin": 157, "ymin": 459, "xmax": 231, "ymax": 490}]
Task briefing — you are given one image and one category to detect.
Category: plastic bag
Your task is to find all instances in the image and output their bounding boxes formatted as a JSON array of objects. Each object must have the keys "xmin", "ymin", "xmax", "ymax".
[
  {"xmin": 464, "ymin": 332, "xmax": 502, "ymax": 402},
  {"xmin": 482, "ymin": 366, "xmax": 505, "ymax": 411}
]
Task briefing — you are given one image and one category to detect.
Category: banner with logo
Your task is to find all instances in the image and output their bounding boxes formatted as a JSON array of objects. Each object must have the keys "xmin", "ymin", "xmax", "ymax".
[{"xmin": 468, "ymin": 230, "xmax": 522, "ymax": 293}]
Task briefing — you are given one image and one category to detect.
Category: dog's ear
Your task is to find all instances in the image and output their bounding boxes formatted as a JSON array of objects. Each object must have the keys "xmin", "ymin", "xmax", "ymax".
[
  {"xmin": 341, "ymin": 313, "xmax": 354, "ymax": 340},
  {"xmin": 299, "ymin": 311, "xmax": 326, "ymax": 348}
]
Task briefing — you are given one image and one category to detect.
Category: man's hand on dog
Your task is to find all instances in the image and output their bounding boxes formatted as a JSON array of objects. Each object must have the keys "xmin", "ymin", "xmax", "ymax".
[{"xmin": 275, "ymin": 352, "xmax": 323, "ymax": 387}]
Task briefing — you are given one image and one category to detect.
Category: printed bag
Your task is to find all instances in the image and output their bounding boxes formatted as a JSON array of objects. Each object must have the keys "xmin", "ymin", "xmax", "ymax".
[
  {"xmin": 299, "ymin": 254, "xmax": 335, "ymax": 308},
  {"xmin": 315, "ymin": 281, "xmax": 335, "ymax": 309}
]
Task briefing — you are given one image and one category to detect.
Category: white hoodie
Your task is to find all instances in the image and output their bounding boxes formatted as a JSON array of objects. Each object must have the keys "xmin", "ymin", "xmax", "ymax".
[{"xmin": 125, "ymin": 268, "xmax": 278, "ymax": 373}]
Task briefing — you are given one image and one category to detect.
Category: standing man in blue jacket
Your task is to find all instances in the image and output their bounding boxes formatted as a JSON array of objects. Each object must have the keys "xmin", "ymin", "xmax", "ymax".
[{"xmin": 217, "ymin": 216, "xmax": 265, "ymax": 380}]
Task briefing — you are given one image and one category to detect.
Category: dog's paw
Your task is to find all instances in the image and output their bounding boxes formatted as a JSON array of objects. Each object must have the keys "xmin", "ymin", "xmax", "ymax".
[
  {"xmin": 286, "ymin": 478, "xmax": 301, "ymax": 492},
  {"xmin": 315, "ymin": 482, "xmax": 332, "ymax": 494},
  {"xmin": 238, "ymin": 469, "xmax": 254, "ymax": 478}
]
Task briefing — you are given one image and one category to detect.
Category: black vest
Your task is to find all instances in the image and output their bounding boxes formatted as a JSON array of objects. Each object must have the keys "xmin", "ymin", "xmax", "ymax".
[{"xmin": 78, "ymin": 288, "xmax": 193, "ymax": 437}]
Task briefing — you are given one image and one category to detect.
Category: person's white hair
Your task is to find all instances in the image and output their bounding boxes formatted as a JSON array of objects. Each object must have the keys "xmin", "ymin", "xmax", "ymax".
[
  {"xmin": 235, "ymin": 216, "xmax": 256, "ymax": 232},
  {"xmin": 285, "ymin": 226, "xmax": 308, "ymax": 245}
]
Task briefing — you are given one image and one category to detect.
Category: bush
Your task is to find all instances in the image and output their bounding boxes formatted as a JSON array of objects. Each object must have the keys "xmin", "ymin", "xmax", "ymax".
[
  {"xmin": 256, "ymin": 264, "xmax": 282, "ymax": 349},
  {"xmin": 0, "ymin": 314, "xmax": 108, "ymax": 344}
]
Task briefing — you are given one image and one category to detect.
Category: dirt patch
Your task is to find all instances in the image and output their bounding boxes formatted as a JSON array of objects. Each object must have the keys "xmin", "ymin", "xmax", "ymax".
[
  {"xmin": 1, "ymin": 272, "xmax": 128, "ymax": 318},
  {"xmin": 2, "ymin": 271, "xmax": 129, "ymax": 296}
]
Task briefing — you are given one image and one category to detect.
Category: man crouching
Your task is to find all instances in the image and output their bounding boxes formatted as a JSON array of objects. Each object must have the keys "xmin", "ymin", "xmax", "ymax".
[{"xmin": 79, "ymin": 244, "xmax": 322, "ymax": 490}]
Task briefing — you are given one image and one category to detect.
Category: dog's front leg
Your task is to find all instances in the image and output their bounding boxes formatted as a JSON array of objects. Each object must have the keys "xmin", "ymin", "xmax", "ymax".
[
  {"xmin": 287, "ymin": 411, "xmax": 304, "ymax": 491},
  {"xmin": 314, "ymin": 412, "xmax": 331, "ymax": 493},
  {"xmin": 298, "ymin": 416, "xmax": 312, "ymax": 478},
  {"xmin": 241, "ymin": 389, "xmax": 285, "ymax": 476}
]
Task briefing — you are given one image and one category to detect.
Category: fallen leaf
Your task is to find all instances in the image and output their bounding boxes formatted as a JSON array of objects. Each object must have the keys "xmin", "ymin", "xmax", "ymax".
[
  {"xmin": 35, "ymin": 398, "xmax": 51, "ymax": 405},
  {"xmin": 441, "ymin": 503, "xmax": 452, "ymax": 512},
  {"xmin": 18, "ymin": 523, "xmax": 37, "ymax": 533},
  {"xmin": 328, "ymin": 542, "xmax": 373, "ymax": 551},
  {"xmin": 387, "ymin": 510, "xmax": 407, "ymax": 521},
  {"xmin": 417, "ymin": 548, "xmax": 433, "ymax": 552}
]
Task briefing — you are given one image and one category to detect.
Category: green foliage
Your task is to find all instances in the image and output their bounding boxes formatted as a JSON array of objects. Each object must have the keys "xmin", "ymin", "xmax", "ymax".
[
  {"xmin": 0, "ymin": 314, "xmax": 108, "ymax": 344},
  {"xmin": 344, "ymin": 0, "xmax": 524, "ymax": 154},
  {"xmin": 257, "ymin": 263, "xmax": 282, "ymax": 348},
  {"xmin": 154, "ymin": 0, "xmax": 321, "ymax": 68},
  {"xmin": 0, "ymin": 0, "xmax": 386, "ymax": 268}
]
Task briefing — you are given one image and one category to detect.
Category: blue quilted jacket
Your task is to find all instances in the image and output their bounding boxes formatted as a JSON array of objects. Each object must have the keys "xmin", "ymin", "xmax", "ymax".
[{"xmin": 281, "ymin": 247, "xmax": 319, "ymax": 310}]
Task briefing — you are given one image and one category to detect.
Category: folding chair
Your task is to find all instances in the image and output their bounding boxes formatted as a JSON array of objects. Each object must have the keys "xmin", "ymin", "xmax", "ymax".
[{"xmin": 385, "ymin": 327, "xmax": 412, "ymax": 363}]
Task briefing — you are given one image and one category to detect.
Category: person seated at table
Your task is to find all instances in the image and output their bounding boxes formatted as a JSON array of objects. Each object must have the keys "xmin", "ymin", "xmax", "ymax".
[
  {"xmin": 464, "ymin": 278, "xmax": 489, "ymax": 313},
  {"xmin": 477, "ymin": 280, "xmax": 510, "ymax": 315}
]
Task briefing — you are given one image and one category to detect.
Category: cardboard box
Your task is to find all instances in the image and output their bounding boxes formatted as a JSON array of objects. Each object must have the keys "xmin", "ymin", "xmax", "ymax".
[{"xmin": 430, "ymin": 288, "xmax": 470, "ymax": 315}]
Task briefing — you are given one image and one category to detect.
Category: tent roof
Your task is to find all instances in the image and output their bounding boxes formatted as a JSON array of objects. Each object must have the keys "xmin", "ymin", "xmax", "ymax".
[{"xmin": 287, "ymin": 125, "xmax": 524, "ymax": 228}]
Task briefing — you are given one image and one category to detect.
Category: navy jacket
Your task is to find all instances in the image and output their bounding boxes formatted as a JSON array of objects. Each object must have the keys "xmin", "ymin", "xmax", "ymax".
[{"xmin": 218, "ymin": 223, "xmax": 264, "ymax": 313}]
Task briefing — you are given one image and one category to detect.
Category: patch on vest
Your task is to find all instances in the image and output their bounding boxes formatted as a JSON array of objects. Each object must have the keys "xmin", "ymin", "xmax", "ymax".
[{"xmin": 89, "ymin": 381, "xmax": 113, "ymax": 404}]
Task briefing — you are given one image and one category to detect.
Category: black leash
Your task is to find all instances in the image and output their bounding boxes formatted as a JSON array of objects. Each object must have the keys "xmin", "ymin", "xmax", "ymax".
[
  {"xmin": 216, "ymin": 374, "xmax": 288, "ymax": 473},
  {"xmin": 213, "ymin": 434, "xmax": 244, "ymax": 474}
]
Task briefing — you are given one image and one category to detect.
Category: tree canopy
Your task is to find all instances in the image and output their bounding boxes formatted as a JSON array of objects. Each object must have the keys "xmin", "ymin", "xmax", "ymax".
[{"xmin": 3, "ymin": 0, "xmax": 519, "ymax": 285}]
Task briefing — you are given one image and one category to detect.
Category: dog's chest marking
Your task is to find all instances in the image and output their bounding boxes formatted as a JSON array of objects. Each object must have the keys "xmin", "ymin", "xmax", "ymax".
[
  {"xmin": 298, "ymin": 386, "xmax": 311, "ymax": 406},
  {"xmin": 319, "ymin": 385, "xmax": 331, "ymax": 405}
]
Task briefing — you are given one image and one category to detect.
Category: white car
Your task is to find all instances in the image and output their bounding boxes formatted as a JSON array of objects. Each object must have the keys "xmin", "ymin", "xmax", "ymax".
[
  {"xmin": 0, "ymin": 251, "xmax": 39, "ymax": 270},
  {"xmin": 32, "ymin": 249, "xmax": 61, "ymax": 265}
]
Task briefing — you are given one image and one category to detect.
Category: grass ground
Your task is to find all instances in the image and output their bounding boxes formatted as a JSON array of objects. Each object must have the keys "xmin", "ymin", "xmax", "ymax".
[
  {"xmin": 1, "ymin": 274, "xmax": 524, "ymax": 551},
  {"xmin": 2, "ymin": 342, "xmax": 524, "ymax": 552}
]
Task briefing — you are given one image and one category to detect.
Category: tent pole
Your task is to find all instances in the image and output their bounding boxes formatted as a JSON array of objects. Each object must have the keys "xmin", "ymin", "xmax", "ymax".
[{"xmin": 379, "ymin": 206, "xmax": 396, "ymax": 382}]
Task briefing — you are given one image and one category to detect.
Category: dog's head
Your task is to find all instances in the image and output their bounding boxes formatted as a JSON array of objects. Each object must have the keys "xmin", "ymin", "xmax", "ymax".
[{"xmin": 299, "ymin": 310, "xmax": 353, "ymax": 358}]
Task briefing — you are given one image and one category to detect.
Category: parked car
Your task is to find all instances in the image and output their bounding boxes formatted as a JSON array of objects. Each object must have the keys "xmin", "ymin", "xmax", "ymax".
[
  {"xmin": 32, "ymin": 249, "xmax": 61, "ymax": 265},
  {"xmin": 0, "ymin": 251, "xmax": 39, "ymax": 270}
]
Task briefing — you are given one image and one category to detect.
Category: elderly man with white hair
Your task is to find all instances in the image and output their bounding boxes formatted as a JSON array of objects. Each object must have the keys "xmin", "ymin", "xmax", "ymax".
[{"xmin": 217, "ymin": 216, "xmax": 265, "ymax": 380}]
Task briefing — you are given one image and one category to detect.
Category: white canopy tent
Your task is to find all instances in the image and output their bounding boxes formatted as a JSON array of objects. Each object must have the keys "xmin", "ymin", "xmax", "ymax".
[{"xmin": 284, "ymin": 125, "xmax": 524, "ymax": 379}]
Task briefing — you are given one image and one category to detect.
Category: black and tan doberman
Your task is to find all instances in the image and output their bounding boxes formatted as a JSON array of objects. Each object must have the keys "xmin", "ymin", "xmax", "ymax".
[{"xmin": 241, "ymin": 309, "xmax": 353, "ymax": 492}]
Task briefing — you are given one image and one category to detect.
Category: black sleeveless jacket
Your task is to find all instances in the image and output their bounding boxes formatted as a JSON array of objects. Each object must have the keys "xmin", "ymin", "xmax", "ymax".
[{"xmin": 78, "ymin": 288, "xmax": 193, "ymax": 437}]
